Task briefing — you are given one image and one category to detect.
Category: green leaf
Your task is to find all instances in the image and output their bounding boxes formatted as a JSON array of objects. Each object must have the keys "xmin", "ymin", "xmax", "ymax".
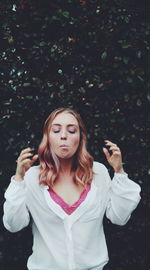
[
  {"xmin": 79, "ymin": 87, "xmax": 86, "ymax": 94},
  {"xmin": 39, "ymin": 41, "xmax": 47, "ymax": 47},
  {"xmin": 62, "ymin": 11, "xmax": 70, "ymax": 18},
  {"xmin": 123, "ymin": 57, "xmax": 129, "ymax": 64},
  {"xmin": 101, "ymin": 51, "xmax": 107, "ymax": 60},
  {"xmin": 127, "ymin": 77, "xmax": 133, "ymax": 83},
  {"xmin": 26, "ymin": 96, "xmax": 33, "ymax": 99},
  {"xmin": 23, "ymin": 83, "xmax": 31, "ymax": 87},
  {"xmin": 122, "ymin": 44, "xmax": 130, "ymax": 48}
]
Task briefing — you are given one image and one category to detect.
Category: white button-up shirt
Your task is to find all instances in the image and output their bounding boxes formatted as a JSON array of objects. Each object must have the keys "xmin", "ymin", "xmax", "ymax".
[{"xmin": 3, "ymin": 162, "xmax": 141, "ymax": 270}]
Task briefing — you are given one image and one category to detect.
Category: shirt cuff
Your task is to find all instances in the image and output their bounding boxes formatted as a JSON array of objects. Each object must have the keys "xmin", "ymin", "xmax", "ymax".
[
  {"xmin": 114, "ymin": 172, "xmax": 128, "ymax": 177},
  {"xmin": 113, "ymin": 172, "xmax": 128, "ymax": 184},
  {"xmin": 11, "ymin": 175, "xmax": 25, "ymax": 186}
]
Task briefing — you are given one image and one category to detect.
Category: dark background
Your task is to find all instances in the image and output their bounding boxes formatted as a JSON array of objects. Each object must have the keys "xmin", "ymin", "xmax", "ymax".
[{"xmin": 0, "ymin": 0, "xmax": 149, "ymax": 269}]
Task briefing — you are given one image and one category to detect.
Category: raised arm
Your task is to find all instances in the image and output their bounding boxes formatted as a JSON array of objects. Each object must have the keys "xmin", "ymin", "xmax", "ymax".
[
  {"xmin": 3, "ymin": 148, "xmax": 38, "ymax": 232},
  {"xmin": 103, "ymin": 140, "xmax": 141, "ymax": 225}
]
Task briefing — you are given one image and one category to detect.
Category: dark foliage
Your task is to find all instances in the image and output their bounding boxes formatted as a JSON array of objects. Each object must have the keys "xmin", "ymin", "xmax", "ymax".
[{"xmin": 0, "ymin": 1, "xmax": 149, "ymax": 269}]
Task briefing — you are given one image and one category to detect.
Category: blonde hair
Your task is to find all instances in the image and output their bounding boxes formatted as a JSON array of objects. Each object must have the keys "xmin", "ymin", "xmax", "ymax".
[{"xmin": 38, "ymin": 107, "xmax": 94, "ymax": 187}]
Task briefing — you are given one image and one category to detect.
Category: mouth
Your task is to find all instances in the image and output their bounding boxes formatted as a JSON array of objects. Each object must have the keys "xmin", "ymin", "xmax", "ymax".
[{"xmin": 60, "ymin": 145, "xmax": 69, "ymax": 148}]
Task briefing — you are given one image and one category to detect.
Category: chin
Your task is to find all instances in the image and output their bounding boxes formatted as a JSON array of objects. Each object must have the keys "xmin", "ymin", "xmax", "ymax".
[{"xmin": 58, "ymin": 154, "xmax": 73, "ymax": 160}]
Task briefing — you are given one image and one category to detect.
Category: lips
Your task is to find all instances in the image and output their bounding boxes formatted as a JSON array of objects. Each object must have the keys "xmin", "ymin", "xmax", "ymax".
[{"xmin": 60, "ymin": 145, "xmax": 68, "ymax": 147}]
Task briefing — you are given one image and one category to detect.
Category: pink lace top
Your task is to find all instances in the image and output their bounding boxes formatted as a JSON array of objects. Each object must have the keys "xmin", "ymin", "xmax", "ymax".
[{"xmin": 48, "ymin": 184, "xmax": 91, "ymax": 215}]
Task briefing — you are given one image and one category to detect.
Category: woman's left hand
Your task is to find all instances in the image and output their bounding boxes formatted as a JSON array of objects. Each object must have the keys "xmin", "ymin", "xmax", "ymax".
[{"xmin": 103, "ymin": 140, "xmax": 125, "ymax": 174}]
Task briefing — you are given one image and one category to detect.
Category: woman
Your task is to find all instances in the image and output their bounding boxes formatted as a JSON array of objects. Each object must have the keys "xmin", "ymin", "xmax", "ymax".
[{"xmin": 3, "ymin": 107, "xmax": 141, "ymax": 270}]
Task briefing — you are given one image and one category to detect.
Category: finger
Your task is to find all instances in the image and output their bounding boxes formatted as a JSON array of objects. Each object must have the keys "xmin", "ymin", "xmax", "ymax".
[
  {"xmin": 105, "ymin": 140, "xmax": 117, "ymax": 147},
  {"xmin": 109, "ymin": 146, "xmax": 120, "ymax": 152},
  {"xmin": 31, "ymin": 154, "xmax": 38, "ymax": 161},
  {"xmin": 103, "ymin": 147, "xmax": 111, "ymax": 160},
  {"xmin": 20, "ymin": 147, "xmax": 34, "ymax": 155},
  {"xmin": 104, "ymin": 140, "xmax": 115, "ymax": 143},
  {"xmin": 112, "ymin": 150, "xmax": 121, "ymax": 156},
  {"xmin": 20, "ymin": 158, "xmax": 33, "ymax": 166},
  {"xmin": 30, "ymin": 154, "xmax": 38, "ymax": 164},
  {"xmin": 18, "ymin": 152, "xmax": 33, "ymax": 162},
  {"xmin": 16, "ymin": 149, "xmax": 30, "ymax": 161}
]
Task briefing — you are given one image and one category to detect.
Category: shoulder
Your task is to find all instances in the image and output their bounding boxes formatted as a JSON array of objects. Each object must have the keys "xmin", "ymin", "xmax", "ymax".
[
  {"xmin": 92, "ymin": 161, "xmax": 111, "ymax": 187},
  {"xmin": 24, "ymin": 166, "xmax": 40, "ymax": 183},
  {"xmin": 93, "ymin": 161, "xmax": 108, "ymax": 174},
  {"xmin": 26, "ymin": 165, "xmax": 40, "ymax": 175}
]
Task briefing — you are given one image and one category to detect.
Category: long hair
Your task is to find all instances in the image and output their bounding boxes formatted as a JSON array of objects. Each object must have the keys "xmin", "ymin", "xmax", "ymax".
[{"xmin": 38, "ymin": 107, "xmax": 94, "ymax": 187}]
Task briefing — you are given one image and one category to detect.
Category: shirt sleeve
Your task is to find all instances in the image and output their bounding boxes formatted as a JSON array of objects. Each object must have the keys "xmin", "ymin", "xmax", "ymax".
[
  {"xmin": 3, "ymin": 176, "xmax": 30, "ymax": 232},
  {"xmin": 105, "ymin": 171, "xmax": 141, "ymax": 225}
]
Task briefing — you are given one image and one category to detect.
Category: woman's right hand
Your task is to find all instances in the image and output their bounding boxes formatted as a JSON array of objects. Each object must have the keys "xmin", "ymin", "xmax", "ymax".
[{"xmin": 15, "ymin": 148, "xmax": 38, "ymax": 181}]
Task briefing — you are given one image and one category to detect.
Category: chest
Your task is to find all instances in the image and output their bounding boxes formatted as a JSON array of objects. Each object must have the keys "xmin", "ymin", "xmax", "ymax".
[
  {"xmin": 51, "ymin": 182, "xmax": 85, "ymax": 205},
  {"xmin": 26, "ymin": 177, "xmax": 108, "ymax": 225}
]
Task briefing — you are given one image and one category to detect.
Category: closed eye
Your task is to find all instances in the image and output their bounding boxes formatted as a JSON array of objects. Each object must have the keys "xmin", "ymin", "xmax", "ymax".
[
  {"xmin": 68, "ymin": 130, "xmax": 76, "ymax": 134},
  {"xmin": 53, "ymin": 130, "xmax": 60, "ymax": 133},
  {"xmin": 52, "ymin": 129, "xmax": 76, "ymax": 134}
]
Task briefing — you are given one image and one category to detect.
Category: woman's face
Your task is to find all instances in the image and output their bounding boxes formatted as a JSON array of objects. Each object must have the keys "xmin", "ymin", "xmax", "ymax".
[{"xmin": 49, "ymin": 112, "xmax": 80, "ymax": 160}]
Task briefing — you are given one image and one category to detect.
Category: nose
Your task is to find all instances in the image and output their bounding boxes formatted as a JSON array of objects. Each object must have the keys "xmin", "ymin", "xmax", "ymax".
[{"xmin": 60, "ymin": 129, "xmax": 67, "ymax": 140}]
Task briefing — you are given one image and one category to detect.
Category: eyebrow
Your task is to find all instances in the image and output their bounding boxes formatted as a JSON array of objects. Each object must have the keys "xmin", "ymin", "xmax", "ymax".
[{"xmin": 52, "ymin": 124, "xmax": 78, "ymax": 128}]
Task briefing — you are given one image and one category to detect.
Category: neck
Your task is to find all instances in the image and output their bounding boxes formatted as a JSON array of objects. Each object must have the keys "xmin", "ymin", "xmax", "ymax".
[{"xmin": 59, "ymin": 158, "xmax": 73, "ymax": 175}]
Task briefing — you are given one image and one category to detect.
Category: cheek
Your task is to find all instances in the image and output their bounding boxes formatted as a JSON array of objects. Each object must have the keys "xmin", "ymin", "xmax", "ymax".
[
  {"xmin": 49, "ymin": 133, "xmax": 58, "ymax": 147},
  {"xmin": 72, "ymin": 135, "xmax": 80, "ymax": 148}
]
